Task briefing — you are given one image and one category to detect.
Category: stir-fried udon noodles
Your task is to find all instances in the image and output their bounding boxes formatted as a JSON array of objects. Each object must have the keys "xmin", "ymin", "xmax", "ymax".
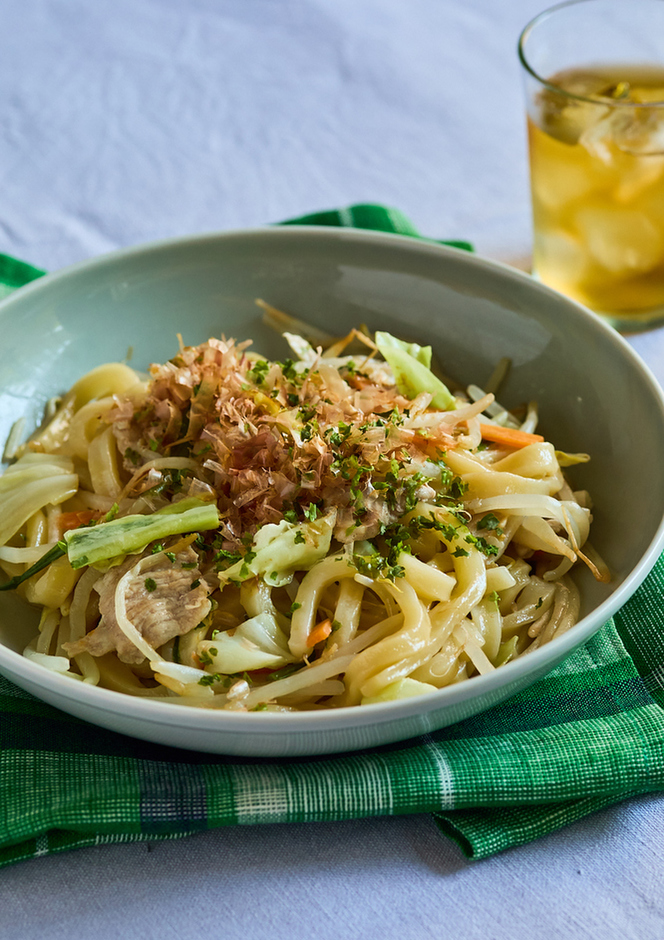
[{"xmin": 0, "ymin": 314, "xmax": 608, "ymax": 711}]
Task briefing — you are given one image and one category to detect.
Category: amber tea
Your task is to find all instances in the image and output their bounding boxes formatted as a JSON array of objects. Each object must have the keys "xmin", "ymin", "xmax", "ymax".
[{"xmin": 528, "ymin": 64, "xmax": 664, "ymax": 323}]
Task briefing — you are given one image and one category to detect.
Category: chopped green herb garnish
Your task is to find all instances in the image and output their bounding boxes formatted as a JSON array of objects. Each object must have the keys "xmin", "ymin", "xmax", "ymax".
[
  {"xmin": 280, "ymin": 359, "xmax": 299, "ymax": 382},
  {"xmin": 248, "ymin": 359, "xmax": 270, "ymax": 384},
  {"xmin": 198, "ymin": 647, "xmax": 218, "ymax": 667},
  {"xmin": 465, "ymin": 535, "xmax": 500, "ymax": 557},
  {"xmin": 300, "ymin": 422, "xmax": 317, "ymax": 442},
  {"xmin": 237, "ymin": 549, "xmax": 257, "ymax": 580},
  {"xmin": 215, "ymin": 548, "xmax": 243, "ymax": 570},
  {"xmin": 477, "ymin": 513, "xmax": 504, "ymax": 536},
  {"xmin": 449, "ymin": 476, "xmax": 468, "ymax": 500},
  {"xmin": 298, "ymin": 403, "xmax": 317, "ymax": 423},
  {"xmin": 352, "ymin": 553, "xmax": 405, "ymax": 582}
]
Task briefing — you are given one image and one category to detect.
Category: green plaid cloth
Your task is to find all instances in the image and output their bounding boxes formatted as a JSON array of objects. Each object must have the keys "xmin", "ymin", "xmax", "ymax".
[{"xmin": 1, "ymin": 204, "xmax": 663, "ymax": 868}]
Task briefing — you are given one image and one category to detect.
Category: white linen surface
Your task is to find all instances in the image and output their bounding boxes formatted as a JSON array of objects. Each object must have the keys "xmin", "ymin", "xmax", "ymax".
[{"xmin": 1, "ymin": 1, "xmax": 664, "ymax": 937}]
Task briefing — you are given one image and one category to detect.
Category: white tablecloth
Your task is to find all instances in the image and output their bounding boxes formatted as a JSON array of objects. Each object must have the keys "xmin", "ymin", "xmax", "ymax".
[{"xmin": 2, "ymin": 1, "xmax": 664, "ymax": 936}]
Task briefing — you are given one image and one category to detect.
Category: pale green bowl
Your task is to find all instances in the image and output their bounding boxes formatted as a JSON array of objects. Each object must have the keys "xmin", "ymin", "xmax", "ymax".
[{"xmin": 0, "ymin": 227, "xmax": 662, "ymax": 756}]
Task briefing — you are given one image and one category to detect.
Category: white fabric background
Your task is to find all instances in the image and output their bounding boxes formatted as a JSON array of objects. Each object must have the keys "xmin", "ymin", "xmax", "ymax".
[{"xmin": 1, "ymin": 1, "xmax": 664, "ymax": 937}]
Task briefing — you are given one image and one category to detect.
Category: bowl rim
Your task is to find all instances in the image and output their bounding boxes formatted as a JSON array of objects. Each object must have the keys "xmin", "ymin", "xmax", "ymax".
[{"xmin": 0, "ymin": 223, "xmax": 663, "ymax": 737}]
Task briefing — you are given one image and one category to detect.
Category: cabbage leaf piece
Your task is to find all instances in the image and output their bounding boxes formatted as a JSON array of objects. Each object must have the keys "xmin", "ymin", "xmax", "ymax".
[
  {"xmin": 361, "ymin": 677, "xmax": 438, "ymax": 705},
  {"xmin": 374, "ymin": 331, "xmax": 456, "ymax": 411},
  {"xmin": 218, "ymin": 510, "xmax": 337, "ymax": 588},
  {"xmin": 0, "ymin": 497, "xmax": 222, "ymax": 590},
  {"xmin": 64, "ymin": 498, "xmax": 220, "ymax": 569},
  {"xmin": 198, "ymin": 612, "xmax": 294, "ymax": 674}
]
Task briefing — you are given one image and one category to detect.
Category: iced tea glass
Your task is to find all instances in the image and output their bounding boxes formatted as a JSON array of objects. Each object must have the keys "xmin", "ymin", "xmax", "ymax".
[{"xmin": 519, "ymin": 0, "xmax": 664, "ymax": 331}]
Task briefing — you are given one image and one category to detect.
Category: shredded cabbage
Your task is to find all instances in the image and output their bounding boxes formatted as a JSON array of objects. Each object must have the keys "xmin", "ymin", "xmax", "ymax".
[
  {"xmin": 65, "ymin": 498, "xmax": 220, "ymax": 569},
  {"xmin": 374, "ymin": 331, "xmax": 456, "ymax": 410},
  {"xmin": 199, "ymin": 612, "xmax": 293, "ymax": 673},
  {"xmin": 219, "ymin": 510, "xmax": 337, "ymax": 587}
]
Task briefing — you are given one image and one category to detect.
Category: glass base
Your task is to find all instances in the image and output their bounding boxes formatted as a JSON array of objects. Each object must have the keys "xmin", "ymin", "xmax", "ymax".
[
  {"xmin": 599, "ymin": 307, "xmax": 664, "ymax": 334},
  {"xmin": 529, "ymin": 268, "xmax": 664, "ymax": 334}
]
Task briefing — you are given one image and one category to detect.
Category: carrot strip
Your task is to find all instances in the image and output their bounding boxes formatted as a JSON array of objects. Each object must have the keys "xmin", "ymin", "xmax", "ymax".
[
  {"xmin": 58, "ymin": 510, "xmax": 96, "ymax": 535},
  {"xmin": 306, "ymin": 618, "xmax": 333, "ymax": 648},
  {"xmin": 479, "ymin": 423, "xmax": 544, "ymax": 449}
]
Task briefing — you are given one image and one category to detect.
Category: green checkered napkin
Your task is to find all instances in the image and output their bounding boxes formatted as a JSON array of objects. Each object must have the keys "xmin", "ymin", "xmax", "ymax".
[{"xmin": 1, "ymin": 204, "xmax": 663, "ymax": 868}]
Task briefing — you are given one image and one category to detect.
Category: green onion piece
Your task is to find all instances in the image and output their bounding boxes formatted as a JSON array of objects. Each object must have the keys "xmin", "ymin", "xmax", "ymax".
[{"xmin": 0, "ymin": 542, "xmax": 67, "ymax": 591}]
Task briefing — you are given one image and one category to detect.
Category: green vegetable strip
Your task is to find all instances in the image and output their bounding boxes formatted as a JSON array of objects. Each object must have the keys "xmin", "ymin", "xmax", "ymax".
[
  {"xmin": 0, "ymin": 500, "xmax": 220, "ymax": 590},
  {"xmin": 375, "ymin": 330, "xmax": 456, "ymax": 411},
  {"xmin": 0, "ymin": 542, "xmax": 67, "ymax": 591},
  {"xmin": 64, "ymin": 501, "xmax": 220, "ymax": 569}
]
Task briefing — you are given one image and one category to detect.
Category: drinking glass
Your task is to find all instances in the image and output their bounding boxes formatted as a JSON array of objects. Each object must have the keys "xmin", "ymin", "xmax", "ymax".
[{"xmin": 519, "ymin": 0, "xmax": 664, "ymax": 331}]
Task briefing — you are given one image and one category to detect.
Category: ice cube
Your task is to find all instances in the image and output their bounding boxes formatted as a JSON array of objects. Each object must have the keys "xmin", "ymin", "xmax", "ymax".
[
  {"xmin": 615, "ymin": 155, "xmax": 664, "ymax": 202},
  {"xmin": 579, "ymin": 110, "xmax": 626, "ymax": 163},
  {"xmin": 580, "ymin": 106, "xmax": 664, "ymax": 162},
  {"xmin": 574, "ymin": 205, "xmax": 663, "ymax": 273},
  {"xmin": 533, "ymin": 229, "xmax": 589, "ymax": 287},
  {"xmin": 533, "ymin": 163, "xmax": 596, "ymax": 211},
  {"xmin": 613, "ymin": 108, "xmax": 664, "ymax": 155},
  {"xmin": 532, "ymin": 153, "xmax": 601, "ymax": 211},
  {"xmin": 529, "ymin": 120, "xmax": 610, "ymax": 210},
  {"xmin": 532, "ymin": 90, "xmax": 610, "ymax": 146}
]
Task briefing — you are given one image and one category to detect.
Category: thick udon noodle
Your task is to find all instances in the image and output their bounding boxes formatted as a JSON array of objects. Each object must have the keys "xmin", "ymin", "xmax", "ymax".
[{"xmin": 0, "ymin": 324, "xmax": 606, "ymax": 711}]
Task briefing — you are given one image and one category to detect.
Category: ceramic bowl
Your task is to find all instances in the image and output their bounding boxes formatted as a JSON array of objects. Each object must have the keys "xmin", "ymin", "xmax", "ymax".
[{"xmin": 0, "ymin": 226, "xmax": 663, "ymax": 756}]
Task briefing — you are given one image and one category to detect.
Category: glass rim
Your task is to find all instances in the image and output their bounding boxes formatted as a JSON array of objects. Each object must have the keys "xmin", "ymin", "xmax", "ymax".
[{"xmin": 518, "ymin": 0, "xmax": 664, "ymax": 109}]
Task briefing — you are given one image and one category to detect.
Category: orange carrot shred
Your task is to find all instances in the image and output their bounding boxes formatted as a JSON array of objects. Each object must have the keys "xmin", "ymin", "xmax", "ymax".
[
  {"xmin": 58, "ymin": 510, "xmax": 96, "ymax": 535},
  {"xmin": 306, "ymin": 618, "xmax": 333, "ymax": 648},
  {"xmin": 479, "ymin": 423, "xmax": 544, "ymax": 449}
]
